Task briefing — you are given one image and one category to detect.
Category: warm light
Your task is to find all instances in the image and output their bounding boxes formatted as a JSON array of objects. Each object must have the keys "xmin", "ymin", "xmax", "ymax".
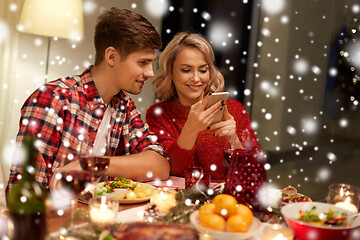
[
  {"xmin": 335, "ymin": 196, "xmax": 358, "ymax": 213},
  {"xmin": 262, "ymin": 224, "xmax": 294, "ymax": 240},
  {"xmin": 89, "ymin": 197, "xmax": 118, "ymax": 229},
  {"xmin": 150, "ymin": 188, "xmax": 177, "ymax": 213},
  {"xmin": 18, "ymin": 0, "xmax": 84, "ymax": 40}
]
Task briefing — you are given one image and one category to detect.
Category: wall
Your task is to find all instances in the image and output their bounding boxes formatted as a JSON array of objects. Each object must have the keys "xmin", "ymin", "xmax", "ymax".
[
  {"xmin": 0, "ymin": 0, "xmax": 163, "ymax": 186},
  {"xmin": 250, "ymin": 0, "xmax": 355, "ymax": 152}
]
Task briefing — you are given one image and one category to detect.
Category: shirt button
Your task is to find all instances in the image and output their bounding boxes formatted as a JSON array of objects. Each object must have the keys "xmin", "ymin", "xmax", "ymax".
[
  {"xmin": 95, "ymin": 120, "xmax": 99, "ymax": 124},
  {"xmin": 100, "ymin": 104, "xmax": 105, "ymax": 108}
]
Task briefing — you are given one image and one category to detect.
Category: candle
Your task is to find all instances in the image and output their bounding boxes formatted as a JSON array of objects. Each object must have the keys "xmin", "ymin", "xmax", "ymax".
[
  {"xmin": 89, "ymin": 196, "xmax": 118, "ymax": 229},
  {"xmin": 262, "ymin": 224, "xmax": 294, "ymax": 240},
  {"xmin": 335, "ymin": 196, "xmax": 358, "ymax": 213},
  {"xmin": 150, "ymin": 188, "xmax": 177, "ymax": 213}
]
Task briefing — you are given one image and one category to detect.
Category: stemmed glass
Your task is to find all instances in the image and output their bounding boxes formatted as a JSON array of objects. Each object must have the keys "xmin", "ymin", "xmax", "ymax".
[
  {"xmin": 54, "ymin": 148, "xmax": 92, "ymax": 231},
  {"xmin": 78, "ymin": 127, "xmax": 111, "ymax": 197}
]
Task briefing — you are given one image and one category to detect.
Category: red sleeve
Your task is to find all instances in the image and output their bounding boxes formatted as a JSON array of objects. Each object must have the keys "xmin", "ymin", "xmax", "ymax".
[{"xmin": 146, "ymin": 103, "xmax": 196, "ymax": 177}]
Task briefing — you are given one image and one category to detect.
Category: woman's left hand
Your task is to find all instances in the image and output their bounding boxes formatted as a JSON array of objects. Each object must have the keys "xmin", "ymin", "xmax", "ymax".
[{"xmin": 210, "ymin": 106, "xmax": 243, "ymax": 149}]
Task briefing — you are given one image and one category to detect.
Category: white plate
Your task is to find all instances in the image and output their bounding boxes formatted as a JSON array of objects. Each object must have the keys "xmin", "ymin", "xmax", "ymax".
[
  {"xmin": 102, "ymin": 182, "xmax": 156, "ymax": 204},
  {"xmin": 190, "ymin": 211, "xmax": 261, "ymax": 240}
]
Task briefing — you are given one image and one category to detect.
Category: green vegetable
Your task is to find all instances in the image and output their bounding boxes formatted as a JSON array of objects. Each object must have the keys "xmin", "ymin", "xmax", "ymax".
[{"xmin": 95, "ymin": 183, "xmax": 108, "ymax": 196}]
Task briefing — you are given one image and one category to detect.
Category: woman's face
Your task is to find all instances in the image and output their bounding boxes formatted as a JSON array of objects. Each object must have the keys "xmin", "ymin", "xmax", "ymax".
[{"xmin": 171, "ymin": 47, "xmax": 210, "ymax": 106}]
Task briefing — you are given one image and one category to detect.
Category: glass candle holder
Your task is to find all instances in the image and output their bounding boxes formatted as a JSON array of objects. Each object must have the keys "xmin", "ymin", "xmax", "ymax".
[
  {"xmin": 89, "ymin": 196, "xmax": 118, "ymax": 230},
  {"xmin": 262, "ymin": 224, "xmax": 294, "ymax": 240},
  {"xmin": 327, "ymin": 183, "xmax": 360, "ymax": 213},
  {"xmin": 184, "ymin": 167, "xmax": 210, "ymax": 189},
  {"xmin": 150, "ymin": 187, "xmax": 177, "ymax": 214}
]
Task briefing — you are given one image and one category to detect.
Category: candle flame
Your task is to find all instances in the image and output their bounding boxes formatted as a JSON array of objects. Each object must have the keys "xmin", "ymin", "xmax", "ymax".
[
  {"xmin": 340, "ymin": 187, "xmax": 344, "ymax": 197},
  {"xmin": 345, "ymin": 196, "xmax": 351, "ymax": 204},
  {"xmin": 100, "ymin": 196, "xmax": 107, "ymax": 211}
]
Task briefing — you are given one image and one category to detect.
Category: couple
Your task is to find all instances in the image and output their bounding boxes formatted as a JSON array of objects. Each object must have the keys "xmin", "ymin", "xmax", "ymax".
[{"xmin": 8, "ymin": 8, "xmax": 264, "ymax": 191}]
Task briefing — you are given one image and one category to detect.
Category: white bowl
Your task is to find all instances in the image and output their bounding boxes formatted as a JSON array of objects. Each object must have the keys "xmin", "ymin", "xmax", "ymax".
[
  {"xmin": 281, "ymin": 202, "xmax": 360, "ymax": 240},
  {"xmin": 189, "ymin": 211, "xmax": 261, "ymax": 240}
]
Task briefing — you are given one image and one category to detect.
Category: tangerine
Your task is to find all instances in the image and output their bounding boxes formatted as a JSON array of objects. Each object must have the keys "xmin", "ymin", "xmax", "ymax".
[
  {"xmin": 198, "ymin": 203, "xmax": 216, "ymax": 222},
  {"xmin": 212, "ymin": 194, "xmax": 238, "ymax": 219},
  {"xmin": 226, "ymin": 214, "xmax": 250, "ymax": 232},
  {"xmin": 235, "ymin": 203, "xmax": 253, "ymax": 224},
  {"xmin": 199, "ymin": 213, "xmax": 226, "ymax": 231}
]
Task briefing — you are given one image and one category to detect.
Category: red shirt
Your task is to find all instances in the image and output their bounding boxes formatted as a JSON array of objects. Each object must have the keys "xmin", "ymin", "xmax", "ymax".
[{"xmin": 146, "ymin": 99, "xmax": 264, "ymax": 180}]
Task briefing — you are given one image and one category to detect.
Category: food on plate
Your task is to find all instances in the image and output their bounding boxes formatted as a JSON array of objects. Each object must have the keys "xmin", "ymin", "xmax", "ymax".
[
  {"xmin": 198, "ymin": 194, "xmax": 253, "ymax": 232},
  {"xmin": 114, "ymin": 183, "xmax": 154, "ymax": 200},
  {"xmin": 298, "ymin": 206, "xmax": 349, "ymax": 227},
  {"xmin": 281, "ymin": 186, "xmax": 311, "ymax": 204},
  {"xmin": 108, "ymin": 222, "xmax": 199, "ymax": 240},
  {"xmin": 96, "ymin": 177, "xmax": 135, "ymax": 196}
]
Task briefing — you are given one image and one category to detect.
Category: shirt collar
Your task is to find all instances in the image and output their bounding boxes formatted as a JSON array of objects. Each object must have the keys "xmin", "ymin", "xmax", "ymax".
[{"xmin": 79, "ymin": 65, "xmax": 129, "ymax": 110}]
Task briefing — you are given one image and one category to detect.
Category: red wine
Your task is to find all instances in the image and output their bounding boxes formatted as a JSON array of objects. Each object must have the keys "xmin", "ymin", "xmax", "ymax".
[
  {"xmin": 10, "ymin": 211, "xmax": 46, "ymax": 240},
  {"xmin": 80, "ymin": 156, "xmax": 110, "ymax": 179},
  {"xmin": 61, "ymin": 170, "xmax": 91, "ymax": 195}
]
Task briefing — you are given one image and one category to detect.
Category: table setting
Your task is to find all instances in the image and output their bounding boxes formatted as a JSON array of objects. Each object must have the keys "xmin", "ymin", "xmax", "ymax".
[{"xmin": 3, "ymin": 147, "xmax": 360, "ymax": 240}]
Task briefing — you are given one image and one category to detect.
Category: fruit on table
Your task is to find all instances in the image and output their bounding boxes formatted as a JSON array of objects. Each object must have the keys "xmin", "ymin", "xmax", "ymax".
[
  {"xmin": 212, "ymin": 194, "xmax": 238, "ymax": 219},
  {"xmin": 198, "ymin": 194, "xmax": 253, "ymax": 232},
  {"xmin": 198, "ymin": 203, "xmax": 216, "ymax": 222},
  {"xmin": 200, "ymin": 213, "xmax": 226, "ymax": 231}
]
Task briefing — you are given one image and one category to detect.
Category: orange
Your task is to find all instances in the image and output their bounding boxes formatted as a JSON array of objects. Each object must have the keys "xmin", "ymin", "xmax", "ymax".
[
  {"xmin": 200, "ymin": 213, "xmax": 226, "ymax": 231},
  {"xmin": 235, "ymin": 204, "xmax": 253, "ymax": 224},
  {"xmin": 212, "ymin": 194, "xmax": 238, "ymax": 219},
  {"xmin": 226, "ymin": 214, "xmax": 250, "ymax": 232},
  {"xmin": 198, "ymin": 203, "xmax": 216, "ymax": 222}
]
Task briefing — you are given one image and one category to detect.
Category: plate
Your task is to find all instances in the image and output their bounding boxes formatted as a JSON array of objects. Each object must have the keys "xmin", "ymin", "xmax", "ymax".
[
  {"xmin": 101, "ymin": 182, "xmax": 156, "ymax": 204},
  {"xmin": 190, "ymin": 211, "xmax": 261, "ymax": 240}
]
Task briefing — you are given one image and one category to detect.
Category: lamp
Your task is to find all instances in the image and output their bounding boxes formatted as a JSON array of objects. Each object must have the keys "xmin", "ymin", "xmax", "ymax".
[{"xmin": 18, "ymin": 0, "xmax": 84, "ymax": 82}]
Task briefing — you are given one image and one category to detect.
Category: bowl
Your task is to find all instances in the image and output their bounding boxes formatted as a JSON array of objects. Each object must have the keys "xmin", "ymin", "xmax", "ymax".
[
  {"xmin": 189, "ymin": 211, "xmax": 261, "ymax": 240},
  {"xmin": 281, "ymin": 202, "xmax": 360, "ymax": 240}
]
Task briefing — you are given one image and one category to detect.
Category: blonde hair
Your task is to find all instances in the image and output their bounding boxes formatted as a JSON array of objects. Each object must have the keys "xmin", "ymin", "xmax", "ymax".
[{"xmin": 152, "ymin": 32, "xmax": 224, "ymax": 101}]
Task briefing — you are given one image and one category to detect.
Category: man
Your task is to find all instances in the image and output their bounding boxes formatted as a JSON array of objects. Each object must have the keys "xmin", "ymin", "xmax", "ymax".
[{"xmin": 8, "ymin": 8, "xmax": 170, "ymax": 191}]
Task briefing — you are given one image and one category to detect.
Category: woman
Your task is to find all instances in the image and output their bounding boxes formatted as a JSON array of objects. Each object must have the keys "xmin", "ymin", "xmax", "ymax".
[{"xmin": 146, "ymin": 32, "xmax": 264, "ymax": 180}]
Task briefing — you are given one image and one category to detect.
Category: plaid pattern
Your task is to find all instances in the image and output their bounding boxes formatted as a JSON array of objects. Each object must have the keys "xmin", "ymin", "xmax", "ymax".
[{"xmin": 8, "ymin": 66, "xmax": 165, "ymax": 190}]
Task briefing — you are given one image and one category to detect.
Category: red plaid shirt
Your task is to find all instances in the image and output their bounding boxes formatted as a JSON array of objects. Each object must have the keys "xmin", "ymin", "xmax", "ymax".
[{"xmin": 8, "ymin": 66, "xmax": 165, "ymax": 190}]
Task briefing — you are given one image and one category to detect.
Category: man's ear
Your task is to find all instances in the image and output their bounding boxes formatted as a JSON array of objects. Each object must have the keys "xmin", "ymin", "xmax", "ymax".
[{"xmin": 104, "ymin": 47, "xmax": 118, "ymax": 66}]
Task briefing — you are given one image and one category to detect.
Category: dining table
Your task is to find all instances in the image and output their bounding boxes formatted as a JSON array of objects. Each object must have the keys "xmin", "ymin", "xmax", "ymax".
[{"xmin": 45, "ymin": 176, "xmax": 360, "ymax": 240}]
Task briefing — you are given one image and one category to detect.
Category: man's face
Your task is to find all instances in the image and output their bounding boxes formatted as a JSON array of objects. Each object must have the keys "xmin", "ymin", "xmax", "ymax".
[{"xmin": 113, "ymin": 49, "xmax": 156, "ymax": 95}]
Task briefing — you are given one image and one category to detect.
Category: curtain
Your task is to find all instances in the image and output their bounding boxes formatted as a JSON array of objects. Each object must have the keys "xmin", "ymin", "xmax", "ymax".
[{"xmin": 0, "ymin": 0, "xmax": 23, "ymax": 206}]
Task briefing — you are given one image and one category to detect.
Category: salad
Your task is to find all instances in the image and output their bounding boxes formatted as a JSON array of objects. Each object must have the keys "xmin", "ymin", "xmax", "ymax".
[
  {"xmin": 96, "ymin": 177, "xmax": 135, "ymax": 196},
  {"xmin": 298, "ymin": 206, "xmax": 349, "ymax": 227}
]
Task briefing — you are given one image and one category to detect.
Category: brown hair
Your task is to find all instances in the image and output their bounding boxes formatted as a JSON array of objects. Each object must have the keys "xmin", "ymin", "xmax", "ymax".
[
  {"xmin": 94, "ymin": 8, "xmax": 162, "ymax": 65},
  {"xmin": 152, "ymin": 32, "xmax": 224, "ymax": 101}
]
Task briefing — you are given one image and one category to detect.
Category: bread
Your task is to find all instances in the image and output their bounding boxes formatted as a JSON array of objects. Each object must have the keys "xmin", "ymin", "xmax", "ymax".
[{"xmin": 111, "ymin": 222, "xmax": 199, "ymax": 240}]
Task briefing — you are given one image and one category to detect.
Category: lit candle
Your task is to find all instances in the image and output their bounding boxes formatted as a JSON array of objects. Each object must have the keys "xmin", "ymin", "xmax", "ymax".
[
  {"xmin": 335, "ymin": 196, "xmax": 358, "ymax": 213},
  {"xmin": 89, "ymin": 196, "xmax": 117, "ymax": 229},
  {"xmin": 262, "ymin": 224, "xmax": 294, "ymax": 240},
  {"xmin": 150, "ymin": 188, "xmax": 177, "ymax": 214}
]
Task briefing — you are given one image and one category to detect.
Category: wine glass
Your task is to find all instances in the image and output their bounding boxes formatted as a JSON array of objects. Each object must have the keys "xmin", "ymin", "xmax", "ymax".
[
  {"xmin": 78, "ymin": 132, "xmax": 111, "ymax": 197},
  {"xmin": 54, "ymin": 148, "xmax": 92, "ymax": 230}
]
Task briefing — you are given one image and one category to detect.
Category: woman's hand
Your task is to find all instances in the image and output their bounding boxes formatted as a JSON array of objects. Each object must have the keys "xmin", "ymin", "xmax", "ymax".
[
  {"xmin": 177, "ymin": 93, "xmax": 223, "ymax": 150},
  {"xmin": 184, "ymin": 94, "xmax": 224, "ymax": 133},
  {"xmin": 211, "ymin": 106, "xmax": 243, "ymax": 149}
]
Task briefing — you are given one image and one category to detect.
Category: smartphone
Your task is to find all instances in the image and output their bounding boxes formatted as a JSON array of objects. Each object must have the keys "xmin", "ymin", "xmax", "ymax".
[{"xmin": 205, "ymin": 92, "xmax": 229, "ymax": 124}]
